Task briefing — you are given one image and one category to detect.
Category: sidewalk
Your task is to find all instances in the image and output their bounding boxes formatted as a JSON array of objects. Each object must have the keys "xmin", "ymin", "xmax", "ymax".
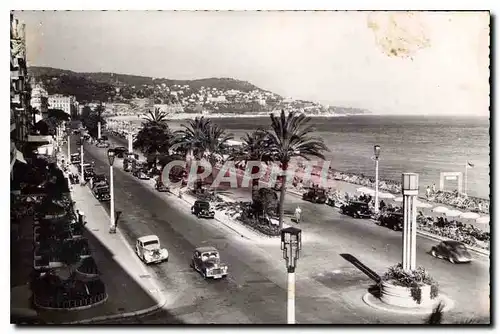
[{"xmin": 38, "ymin": 164, "xmax": 168, "ymax": 323}]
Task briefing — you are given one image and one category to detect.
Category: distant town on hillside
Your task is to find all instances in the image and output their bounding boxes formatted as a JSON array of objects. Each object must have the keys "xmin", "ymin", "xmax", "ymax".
[{"xmin": 28, "ymin": 66, "xmax": 371, "ymax": 117}]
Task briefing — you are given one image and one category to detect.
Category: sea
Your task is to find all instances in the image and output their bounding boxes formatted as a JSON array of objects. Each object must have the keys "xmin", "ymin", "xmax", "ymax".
[{"xmin": 129, "ymin": 115, "xmax": 491, "ymax": 199}]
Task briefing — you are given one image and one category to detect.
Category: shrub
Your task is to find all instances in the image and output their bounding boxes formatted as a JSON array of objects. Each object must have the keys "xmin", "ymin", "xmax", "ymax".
[{"xmin": 382, "ymin": 263, "xmax": 439, "ymax": 304}]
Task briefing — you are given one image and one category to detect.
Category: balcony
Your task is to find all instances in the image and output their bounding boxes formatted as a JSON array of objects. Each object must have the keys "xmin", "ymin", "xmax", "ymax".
[{"xmin": 12, "ymin": 93, "xmax": 21, "ymax": 105}]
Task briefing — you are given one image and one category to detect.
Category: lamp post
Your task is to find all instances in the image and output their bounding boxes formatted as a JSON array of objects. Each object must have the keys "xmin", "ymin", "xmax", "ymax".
[
  {"xmin": 374, "ymin": 145, "xmax": 381, "ymax": 213},
  {"xmin": 281, "ymin": 226, "xmax": 302, "ymax": 324},
  {"xmin": 108, "ymin": 148, "xmax": 116, "ymax": 234},
  {"xmin": 67, "ymin": 129, "xmax": 71, "ymax": 162},
  {"xmin": 402, "ymin": 173, "xmax": 419, "ymax": 271},
  {"xmin": 79, "ymin": 136, "xmax": 84, "ymax": 185}
]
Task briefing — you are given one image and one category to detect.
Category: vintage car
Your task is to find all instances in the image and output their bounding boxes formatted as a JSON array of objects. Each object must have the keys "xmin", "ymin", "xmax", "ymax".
[
  {"xmin": 302, "ymin": 187, "xmax": 327, "ymax": 204},
  {"xmin": 92, "ymin": 184, "xmax": 110, "ymax": 201},
  {"xmin": 430, "ymin": 240, "xmax": 472, "ymax": 264},
  {"xmin": 90, "ymin": 173, "xmax": 108, "ymax": 189},
  {"xmin": 155, "ymin": 178, "xmax": 169, "ymax": 192},
  {"xmin": 191, "ymin": 246, "xmax": 228, "ymax": 279},
  {"xmin": 83, "ymin": 165, "xmax": 95, "ymax": 182},
  {"xmin": 135, "ymin": 235, "xmax": 169, "ymax": 264},
  {"xmin": 132, "ymin": 162, "xmax": 150, "ymax": 180},
  {"xmin": 340, "ymin": 201, "xmax": 372, "ymax": 219},
  {"xmin": 379, "ymin": 212, "xmax": 404, "ymax": 231},
  {"xmin": 191, "ymin": 200, "xmax": 215, "ymax": 219},
  {"xmin": 96, "ymin": 139, "xmax": 110, "ymax": 148},
  {"xmin": 70, "ymin": 153, "xmax": 81, "ymax": 165},
  {"xmin": 114, "ymin": 146, "xmax": 128, "ymax": 158}
]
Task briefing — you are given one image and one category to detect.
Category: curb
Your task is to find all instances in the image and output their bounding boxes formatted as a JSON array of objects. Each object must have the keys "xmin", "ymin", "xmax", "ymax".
[
  {"xmin": 65, "ymin": 173, "xmax": 168, "ymax": 324},
  {"xmin": 362, "ymin": 292, "xmax": 455, "ymax": 315}
]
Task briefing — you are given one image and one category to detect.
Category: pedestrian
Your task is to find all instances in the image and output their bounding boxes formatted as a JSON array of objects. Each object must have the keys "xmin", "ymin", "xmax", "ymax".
[
  {"xmin": 426, "ymin": 186, "xmax": 431, "ymax": 198},
  {"xmin": 294, "ymin": 205, "xmax": 302, "ymax": 224},
  {"xmin": 432, "ymin": 183, "xmax": 436, "ymax": 194}
]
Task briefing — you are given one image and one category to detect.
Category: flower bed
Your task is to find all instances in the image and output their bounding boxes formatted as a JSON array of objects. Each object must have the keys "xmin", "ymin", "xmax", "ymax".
[
  {"xmin": 417, "ymin": 217, "xmax": 490, "ymax": 250},
  {"xmin": 216, "ymin": 201, "xmax": 280, "ymax": 237},
  {"xmin": 76, "ymin": 257, "xmax": 100, "ymax": 277},
  {"xmin": 381, "ymin": 263, "xmax": 439, "ymax": 306},
  {"xmin": 33, "ymin": 273, "xmax": 107, "ymax": 310}
]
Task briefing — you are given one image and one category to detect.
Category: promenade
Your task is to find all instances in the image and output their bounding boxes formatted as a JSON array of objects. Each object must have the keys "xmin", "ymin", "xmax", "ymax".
[{"xmin": 77, "ymin": 137, "xmax": 489, "ymax": 323}]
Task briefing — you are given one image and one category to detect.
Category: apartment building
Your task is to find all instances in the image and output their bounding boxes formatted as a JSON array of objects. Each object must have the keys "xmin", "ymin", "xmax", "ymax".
[
  {"xmin": 30, "ymin": 79, "xmax": 49, "ymax": 122},
  {"xmin": 48, "ymin": 94, "xmax": 77, "ymax": 116},
  {"xmin": 10, "ymin": 13, "xmax": 30, "ymax": 172}
]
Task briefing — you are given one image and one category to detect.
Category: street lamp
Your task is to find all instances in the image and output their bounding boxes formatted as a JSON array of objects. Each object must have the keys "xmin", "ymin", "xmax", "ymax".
[
  {"xmin": 374, "ymin": 145, "xmax": 381, "ymax": 213},
  {"xmin": 66, "ymin": 129, "xmax": 71, "ymax": 164},
  {"xmin": 78, "ymin": 136, "xmax": 84, "ymax": 185},
  {"xmin": 281, "ymin": 226, "xmax": 302, "ymax": 325},
  {"xmin": 402, "ymin": 173, "xmax": 419, "ymax": 271},
  {"xmin": 107, "ymin": 148, "xmax": 116, "ymax": 234}
]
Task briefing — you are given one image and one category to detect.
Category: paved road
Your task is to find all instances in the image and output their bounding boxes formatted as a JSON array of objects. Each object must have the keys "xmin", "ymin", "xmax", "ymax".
[{"xmin": 73, "ymin": 135, "xmax": 489, "ymax": 323}]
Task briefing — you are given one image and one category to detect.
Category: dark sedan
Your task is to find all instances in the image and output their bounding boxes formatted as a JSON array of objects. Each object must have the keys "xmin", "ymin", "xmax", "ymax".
[{"xmin": 430, "ymin": 240, "xmax": 472, "ymax": 264}]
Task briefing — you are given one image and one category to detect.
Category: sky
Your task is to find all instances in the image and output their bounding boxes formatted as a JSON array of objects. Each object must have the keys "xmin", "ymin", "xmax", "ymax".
[{"xmin": 14, "ymin": 10, "xmax": 490, "ymax": 116}]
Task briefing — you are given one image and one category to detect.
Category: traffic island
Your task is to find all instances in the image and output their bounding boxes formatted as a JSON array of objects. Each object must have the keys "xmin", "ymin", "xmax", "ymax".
[{"xmin": 362, "ymin": 263, "xmax": 454, "ymax": 315}]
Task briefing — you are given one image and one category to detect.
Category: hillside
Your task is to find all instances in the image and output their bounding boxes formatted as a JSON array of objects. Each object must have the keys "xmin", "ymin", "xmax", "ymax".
[{"xmin": 28, "ymin": 66, "xmax": 268, "ymax": 103}]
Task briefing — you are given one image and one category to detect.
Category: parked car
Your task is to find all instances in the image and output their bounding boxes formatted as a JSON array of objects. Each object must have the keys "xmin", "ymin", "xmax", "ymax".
[
  {"xmin": 155, "ymin": 178, "xmax": 169, "ymax": 192},
  {"xmin": 70, "ymin": 153, "xmax": 81, "ymax": 165},
  {"xmin": 135, "ymin": 235, "xmax": 169, "ymax": 264},
  {"xmin": 379, "ymin": 212, "xmax": 403, "ymax": 231},
  {"xmin": 302, "ymin": 187, "xmax": 327, "ymax": 204},
  {"xmin": 92, "ymin": 185, "xmax": 110, "ymax": 202},
  {"xmin": 90, "ymin": 173, "xmax": 108, "ymax": 189},
  {"xmin": 191, "ymin": 246, "xmax": 228, "ymax": 279},
  {"xmin": 191, "ymin": 200, "xmax": 215, "ymax": 219},
  {"xmin": 83, "ymin": 166, "xmax": 95, "ymax": 182},
  {"xmin": 96, "ymin": 140, "xmax": 110, "ymax": 148},
  {"xmin": 341, "ymin": 201, "xmax": 372, "ymax": 219},
  {"xmin": 114, "ymin": 146, "xmax": 128, "ymax": 158},
  {"xmin": 135, "ymin": 169, "xmax": 150, "ymax": 180},
  {"xmin": 430, "ymin": 240, "xmax": 472, "ymax": 264}
]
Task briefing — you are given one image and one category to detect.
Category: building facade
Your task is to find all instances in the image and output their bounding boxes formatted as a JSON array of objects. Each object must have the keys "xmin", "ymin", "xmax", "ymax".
[
  {"xmin": 30, "ymin": 79, "xmax": 49, "ymax": 123},
  {"xmin": 10, "ymin": 13, "xmax": 31, "ymax": 172},
  {"xmin": 48, "ymin": 94, "xmax": 77, "ymax": 116}
]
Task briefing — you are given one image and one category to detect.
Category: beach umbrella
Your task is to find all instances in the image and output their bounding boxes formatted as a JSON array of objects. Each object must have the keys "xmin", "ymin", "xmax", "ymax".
[
  {"xmin": 394, "ymin": 197, "xmax": 403, "ymax": 203},
  {"xmin": 378, "ymin": 192, "xmax": 395, "ymax": 199},
  {"xmin": 459, "ymin": 212, "xmax": 481, "ymax": 220},
  {"xmin": 432, "ymin": 206, "xmax": 449, "ymax": 214},
  {"xmin": 476, "ymin": 216, "xmax": 490, "ymax": 224},
  {"xmin": 445, "ymin": 209, "xmax": 462, "ymax": 217},
  {"xmin": 415, "ymin": 200, "xmax": 432, "ymax": 208}
]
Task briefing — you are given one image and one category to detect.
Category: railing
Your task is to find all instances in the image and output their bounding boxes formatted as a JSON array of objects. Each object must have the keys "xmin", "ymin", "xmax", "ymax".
[{"xmin": 34, "ymin": 292, "xmax": 108, "ymax": 310}]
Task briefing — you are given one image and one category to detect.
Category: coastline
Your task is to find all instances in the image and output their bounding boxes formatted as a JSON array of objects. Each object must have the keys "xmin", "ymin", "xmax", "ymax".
[{"xmin": 107, "ymin": 113, "xmax": 351, "ymax": 122}]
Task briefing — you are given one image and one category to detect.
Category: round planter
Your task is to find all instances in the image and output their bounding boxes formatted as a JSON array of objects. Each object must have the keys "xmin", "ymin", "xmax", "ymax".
[{"xmin": 380, "ymin": 281, "xmax": 433, "ymax": 308}]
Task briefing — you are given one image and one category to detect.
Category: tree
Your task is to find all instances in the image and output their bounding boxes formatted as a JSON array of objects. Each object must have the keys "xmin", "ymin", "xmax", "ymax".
[
  {"xmin": 265, "ymin": 110, "xmax": 328, "ymax": 230},
  {"xmin": 252, "ymin": 188, "xmax": 278, "ymax": 218},
  {"xmin": 230, "ymin": 130, "xmax": 272, "ymax": 199},
  {"xmin": 81, "ymin": 105, "xmax": 106, "ymax": 138},
  {"xmin": 133, "ymin": 108, "xmax": 172, "ymax": 155},
  {"xmin": 171, "ymin": 117, "xmax": 212, "ymax": 159},
  {"xmin": 205, "ymin": 124, "xmax": 234, "ymax": 166},
  {"xmin": 48, "ymin": 108, "xmax": 70, "ymax": 123}
]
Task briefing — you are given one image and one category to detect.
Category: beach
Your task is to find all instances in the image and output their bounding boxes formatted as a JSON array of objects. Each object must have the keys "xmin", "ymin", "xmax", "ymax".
[{"xmin": 107, "ymin": 115, "xmax": 490, "ymax": 200}]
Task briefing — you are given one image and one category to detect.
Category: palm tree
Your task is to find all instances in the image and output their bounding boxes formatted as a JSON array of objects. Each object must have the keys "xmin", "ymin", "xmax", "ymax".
[
  {"xmin": 134, "ymin": 108, "xmax": 172, "ymax": 155},
  {"xmin": 171, "ymin": 117, "xmax": 212, "ymax": 159},
  {"xmin": 205, "ymin": 124, "xmax": 234, "ymax": 166},
  {"xmin": 230, "ymin": 130, "xmax": 271, "ymax": 199},
  {"xmin": 142, "ymin": 107, "xmax": 169, "ymax": 126},
  {"xmin": 265, "ymin": 110, "xmax": 329, "ymax": 230}
]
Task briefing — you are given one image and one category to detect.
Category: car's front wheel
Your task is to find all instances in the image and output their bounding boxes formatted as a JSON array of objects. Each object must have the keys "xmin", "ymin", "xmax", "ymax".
[
  {"xmin": 449, "ymin": 257, "xmax": 456, "ymax": 264},
  {"xmin": 392, "ymin": 224, "xmax": 398, "ymax": 231},
  {"xmin": 431, "ymin": 248, "xmax": 437, "ymax": 257}
]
